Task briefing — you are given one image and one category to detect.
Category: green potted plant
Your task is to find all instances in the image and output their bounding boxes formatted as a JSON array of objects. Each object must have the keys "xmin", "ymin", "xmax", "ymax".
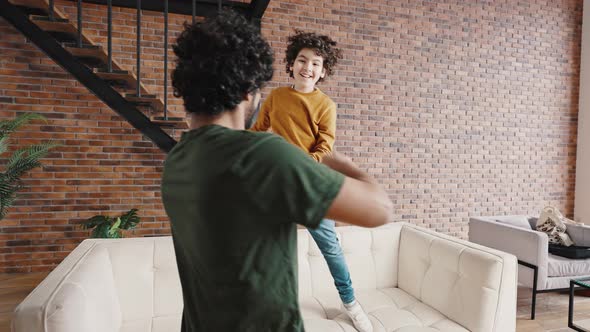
[
  {"xmin": 81, "ymin": 208, "xmax": 140, "ymax": 238},
  {"xmin": 0, "ymin": 113, "xmax": 57, "ymax": 221}
]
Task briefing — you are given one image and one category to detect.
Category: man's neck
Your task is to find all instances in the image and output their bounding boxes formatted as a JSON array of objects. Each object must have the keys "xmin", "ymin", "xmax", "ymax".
[{"xmin": 189, "ymin": 108, "xmax": 246, "ymax": 131}]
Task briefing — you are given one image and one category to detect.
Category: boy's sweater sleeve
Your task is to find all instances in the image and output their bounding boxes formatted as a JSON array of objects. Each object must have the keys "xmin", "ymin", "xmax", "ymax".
[
  {"xmin": 310, "ymin": 102, "xmax": 336, "ymax": 162},
  {"xmin": 249, "ymin": 92, "xmax": 272, "ymax": 132}
]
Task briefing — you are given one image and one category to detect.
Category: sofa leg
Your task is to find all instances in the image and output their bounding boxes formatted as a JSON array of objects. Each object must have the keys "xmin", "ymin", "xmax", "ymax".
[
  {"xmin": 531, "ymin": 286, "xmax": 536, "ymax": 320},
  {"xmin": 517, "ymin": 260, "xmax": 539, "ymax": 320}
]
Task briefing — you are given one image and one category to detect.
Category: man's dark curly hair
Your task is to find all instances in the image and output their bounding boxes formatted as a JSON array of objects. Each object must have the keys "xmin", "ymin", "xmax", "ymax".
[
  {"xmin": 285, "ymin": 30, "xmax": 343, "ymax": 83},
  {"xmin": 172, "ymin": 10, "xmax": 274, "ymax": 115}
]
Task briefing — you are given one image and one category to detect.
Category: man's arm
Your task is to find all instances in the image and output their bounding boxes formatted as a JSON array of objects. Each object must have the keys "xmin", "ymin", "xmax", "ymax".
[
  {"xmin": 322, "ymin": 152, "xmax": 393, "ymax": 228},
  {"xmin": 309, "ymin": 104, "xmax": 336, "ymax": 162}
]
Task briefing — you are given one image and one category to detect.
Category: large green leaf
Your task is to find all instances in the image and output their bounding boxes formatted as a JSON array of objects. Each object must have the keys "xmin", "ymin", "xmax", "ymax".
[
  {"xmin": 0, "ymin": 177, "xmax": 13, "ymax": 196},
  {"xmin": 83, "ymin": 209, "xmax": 140, "ymax": 238},
  {"xmin": 91, "ymin": 223, "xmax": 111, "ymax": 238},
  {"xmin": 0, "ymin": 113, "xmax": 46, "ymax": 138},
  {"xmin": 119, "ymin": 208, "xmax": 140, "ymax": 230},
  {"xmin": 81, "ymin": 215, "xmax": 112, "ymax": 229},
  {"xmin": 108, "ymin": 217, "xmax": 122, "ymax": 238},
  {"xmin": 0, "ymin": 191, "xmax": 16, "ymax": 221},
  {"xmin": 0, "ymin": 136, "xmax": 9, "ymax": 156},
  {"xmin": 109, "ymin": 231, "xmax": 122, "ymax": 239},
  {"xmin": 5, "ymin": 143, "xmax": 58, "ymax": 182},
  {"xmin": 0, "ymin": 113, "xmax": 57, "ymax": 222}
]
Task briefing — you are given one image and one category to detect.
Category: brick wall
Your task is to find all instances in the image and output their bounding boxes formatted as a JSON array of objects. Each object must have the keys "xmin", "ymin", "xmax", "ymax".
[{"xmin": 0, "ymin": 0, "xmax": 583, "ymax": 272}]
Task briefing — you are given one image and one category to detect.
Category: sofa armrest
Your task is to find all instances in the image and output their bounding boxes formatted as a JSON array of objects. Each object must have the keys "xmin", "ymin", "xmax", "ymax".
[
  {"xmin": 399, "ymin": 223, "xmax": 517, "ymax": 332},
  {"xmin": 12, "ymin": 240, "xmax": 122, "ymax": 332},
  {"xmin": 469, "ymin": 217, "xmax": 549, "ymax": 289}
]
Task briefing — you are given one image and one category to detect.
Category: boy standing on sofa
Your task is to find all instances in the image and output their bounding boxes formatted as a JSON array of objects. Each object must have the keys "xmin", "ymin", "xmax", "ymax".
[{"xmin": 250, "ymin": 30, "xmax": 373, "ymax": 332}]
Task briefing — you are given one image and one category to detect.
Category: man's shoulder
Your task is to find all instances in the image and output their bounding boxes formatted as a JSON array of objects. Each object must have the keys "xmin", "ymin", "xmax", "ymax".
[
  {"xmin": 232, "ymin": 132, "xmax": 316, "ymax": 177},
  {"xmin": 239, "ymin": 132, "xmax": 304, "ymax": 161}
]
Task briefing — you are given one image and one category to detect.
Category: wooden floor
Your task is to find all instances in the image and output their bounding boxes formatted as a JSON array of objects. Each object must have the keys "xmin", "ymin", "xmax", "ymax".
[{"xmin": 1, "ymin": 273, "xmax": 590, "ymax": 332}]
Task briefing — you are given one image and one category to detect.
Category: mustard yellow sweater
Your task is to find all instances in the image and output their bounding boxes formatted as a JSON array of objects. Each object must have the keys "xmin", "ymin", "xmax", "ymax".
[{"xmin": 251, "ymin": 87, "xmax": 336, "ymax": 162}]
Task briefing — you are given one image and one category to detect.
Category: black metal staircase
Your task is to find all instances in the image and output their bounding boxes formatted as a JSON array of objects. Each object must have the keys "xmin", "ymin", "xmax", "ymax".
[{"xmin": 0, "ymin": 0, "xmax": 270, "ymax": 152}]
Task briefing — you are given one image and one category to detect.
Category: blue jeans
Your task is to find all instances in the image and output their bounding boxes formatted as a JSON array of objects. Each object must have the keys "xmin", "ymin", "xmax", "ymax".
[{"xmin": 307, "ymin": 219, "xmax": 355, "ymax": 304}]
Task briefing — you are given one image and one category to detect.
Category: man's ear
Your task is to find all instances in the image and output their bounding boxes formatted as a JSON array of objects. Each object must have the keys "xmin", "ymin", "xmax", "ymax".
[{"xmin": 244, "ymin": 89, "xmax": 260, "ymax": 103}]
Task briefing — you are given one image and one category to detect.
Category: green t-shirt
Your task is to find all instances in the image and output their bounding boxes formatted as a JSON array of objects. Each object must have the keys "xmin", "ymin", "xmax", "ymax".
[{"xmin": 161, "ymin": 125, "xmax": 344, "ymax": 332}]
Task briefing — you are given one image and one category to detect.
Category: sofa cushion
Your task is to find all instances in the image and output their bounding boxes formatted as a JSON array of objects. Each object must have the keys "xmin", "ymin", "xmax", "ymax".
[
  {"xmin": 297, "ymin": 224, "xmax": 402, "ymax": 317},
  {"xmin": 547, "ymin": 253, "xmax": 590, "ymax": 277},
  {"xmin": 566, "ymin": 223, "xmax": 590, "ymax": 247},
  {"xmin": 494, "ymin": 216, "xmax": 532, "ymax": 230},
  {"xmin": 300, "ymin": 288, "xmax": 469, "ymax": 332}
]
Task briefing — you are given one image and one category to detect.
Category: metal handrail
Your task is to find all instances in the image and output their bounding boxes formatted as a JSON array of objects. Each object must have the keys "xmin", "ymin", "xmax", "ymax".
[
  {"xmin": 48, "ymin": 0, "xmax": 54, "ymax": 21},
  {"xmin": 192, "ymin": 0, "xmax": 195, "ymax": 23},
  {"xmin": 107, "ymin": 0, "xmax": 112, "ymax": 72},
  {"xmin": 77, "ymin": 0, "xmax": 82, "ymax": 47},
  {"xmin": 135, "ymin": 0, "xmax": 141, "ymax": 97},
  {"xmin": 163, "ymin": 0, "xmax": 168, "ymax": 119}
]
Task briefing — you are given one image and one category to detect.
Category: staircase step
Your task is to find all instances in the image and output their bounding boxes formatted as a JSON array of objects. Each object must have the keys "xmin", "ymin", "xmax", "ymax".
[
  {"xmin": 151, "ymin": 116, "xmax": 188, "ymax": 129},
  {"xmin": 30, "ymin": 15, "xmax": 76, "ymax": 34},
  {"xmin": 9, "ymin": 0, "xmax": 61, "ymax": 15},
  {"xmin": 29, "ymin": 14, "xmax": 93, "ymax": 45},
  {"xmin": 125, "ymin": 93, "xmax": 157, "ymax": 99},
  {"xmin": 94, "ymin": 69, "xmax": 137, "ymax": 88},
  {"xmin": 65, "ymin": 45, "xmax": 108, "ymax": 66},
  {"xmin": 29, "ymin": 15, "xmax": 68, "ymax": 22},
  {"xmin": 6, "ymin": 0, "xmax": 178, "ymax": 150},
  {"xmin": 125, "ymin": 94, "xmax": 164, "ymax": 111},
  {"xmin": 62, "ymin": 42, "xmax": 99, "ymax": 49}
]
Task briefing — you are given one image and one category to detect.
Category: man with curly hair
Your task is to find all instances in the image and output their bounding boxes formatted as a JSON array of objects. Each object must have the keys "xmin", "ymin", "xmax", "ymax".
[
  {"xmin": 250, "ymin": 30, "xmax": 374, "ymax": 332},
  {"xmin": 162, "ymin": 11, "xmax": 392, "ymax": 332}
]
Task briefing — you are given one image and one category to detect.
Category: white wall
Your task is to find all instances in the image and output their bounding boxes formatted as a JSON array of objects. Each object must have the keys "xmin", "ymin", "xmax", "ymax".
[{"xmin": 575, "ymin": 0, "xmax": 590, "ymax": 223}]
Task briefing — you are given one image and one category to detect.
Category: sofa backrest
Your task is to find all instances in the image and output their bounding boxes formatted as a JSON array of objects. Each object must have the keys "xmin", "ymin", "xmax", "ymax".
[
  {"xmin": 398, "ymin": 225, "xmax": 516, "ymax": 332},
  {"xmin": 297, "ymin": 223, "xmax": 403, "ymax": 315},
  {"xmin": 100, "ymin": 237, "xmax": 182, "ymax": 331},
  {"xmin": 12, "ymin": 237, "xmax": 183, "ymax": 332},
  {"xmin": 13, "ymin": 242, "xmax": 122, "ymax": 332}
]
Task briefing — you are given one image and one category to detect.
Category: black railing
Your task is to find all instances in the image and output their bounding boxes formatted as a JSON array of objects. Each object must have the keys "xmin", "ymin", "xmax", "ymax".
[
  {"xmin": 49, "ymin": 0, "xmax": 55, "ymax": 20},
  {"xmin": 136, "ymin": 0, "xmax": 141, "ymax": 97},
  {"xmin": 163, "ymin": 0, "xmax": 168, "ymax": 118},
  {"xmin": 77, "ymin": 0, "xmax": 82, "ymax": 47},
  {"xmin": 0, "ymin": 0, "xmax": 177, "ymax": 152},
  {"xmin": 0, "ymin": 0, "xmax": 270, "ymax": 151},
  {"xmin": 192, "ymin": 0, "xmax": 196, "ymax": 23},
  {"xmin": 107, "ymin": 0, "xmax": 112, "ymax": 72}
]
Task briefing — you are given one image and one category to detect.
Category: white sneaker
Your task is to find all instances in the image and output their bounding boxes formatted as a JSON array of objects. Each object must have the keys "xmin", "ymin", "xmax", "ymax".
[{"xmin": 343, "ymin": 300, "xmax": 373, "ymax": 332}]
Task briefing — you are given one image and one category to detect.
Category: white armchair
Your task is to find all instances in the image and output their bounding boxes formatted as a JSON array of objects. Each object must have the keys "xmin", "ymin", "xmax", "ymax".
[{"xmin": 469, "ymin": 215, "xmax": 590, "ymax": 320}]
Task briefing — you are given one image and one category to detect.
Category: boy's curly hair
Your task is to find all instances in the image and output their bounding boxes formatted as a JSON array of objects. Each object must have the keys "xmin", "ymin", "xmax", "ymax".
[
  {"xmin": 172, "ymin": 10, "xmax": 274, "ymax": 115},
  {"xmin": 285, "ymin": 30, "xmax": 342, "ymax": 83}
]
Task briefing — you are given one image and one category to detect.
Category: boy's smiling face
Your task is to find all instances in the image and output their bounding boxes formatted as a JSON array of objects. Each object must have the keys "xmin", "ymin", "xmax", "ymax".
[{"xmin": 290, "ymin": 48, "xmax": 326, "ymax": 93}]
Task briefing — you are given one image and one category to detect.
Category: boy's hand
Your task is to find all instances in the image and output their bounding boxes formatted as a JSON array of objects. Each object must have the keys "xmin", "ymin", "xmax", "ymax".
[
  {"xmin": 322, "ymin": 151, "xmax": 393, "ymax": 227},
  {"xmin": 321, "ymin": 152, "xmax": 377, "ymax": 185},
  {"xmin": 321, "ymin": 151, "xmax": 354, "ymax": 170}
]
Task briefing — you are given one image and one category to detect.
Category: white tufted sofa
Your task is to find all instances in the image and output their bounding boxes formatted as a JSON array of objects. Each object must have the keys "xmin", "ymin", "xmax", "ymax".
[{"xmin": 12, "ymin": 222, "xmax": 517, "ymax": 332}]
